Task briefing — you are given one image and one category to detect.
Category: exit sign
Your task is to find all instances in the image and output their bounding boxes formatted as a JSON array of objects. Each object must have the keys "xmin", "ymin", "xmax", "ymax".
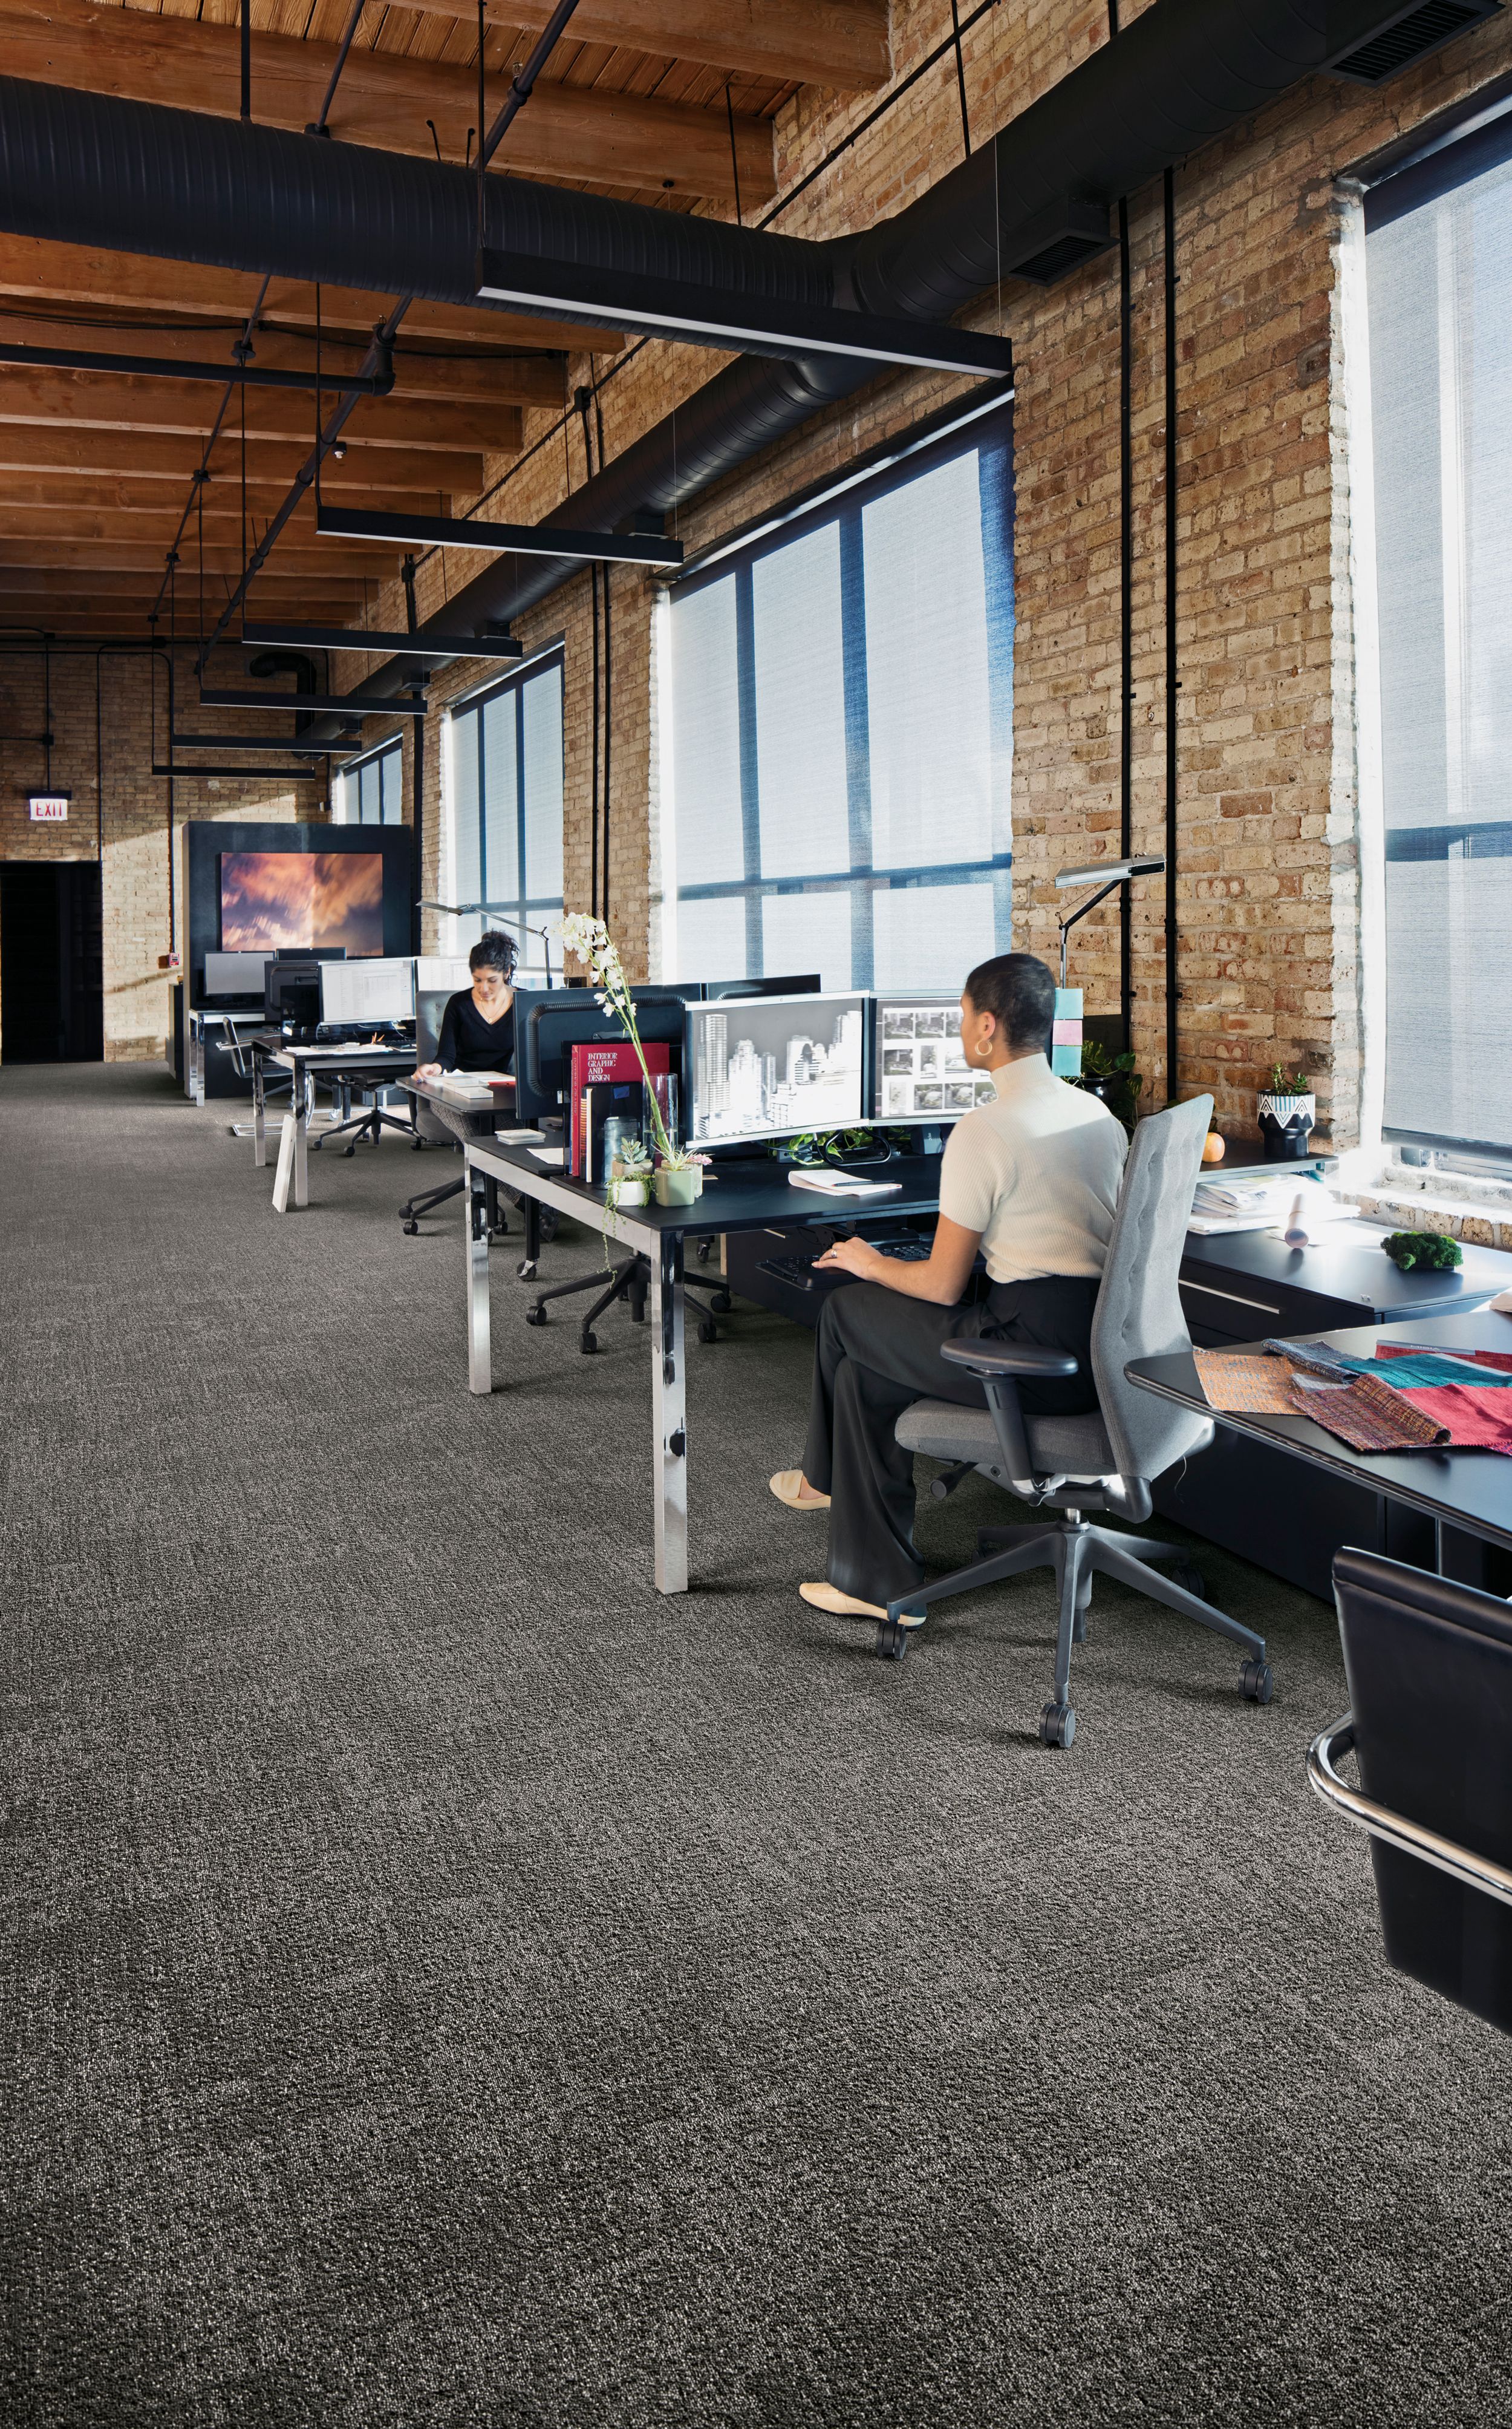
[{"xmin": 28, "ymin": 794, "xmax": 69, "ymax": 823}]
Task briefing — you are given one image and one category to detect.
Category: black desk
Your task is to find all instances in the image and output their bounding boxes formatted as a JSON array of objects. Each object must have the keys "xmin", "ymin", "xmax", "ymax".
[
  {"xmin": 1130, "ymin": 1309, "xmax": 1512, "ymax": 1599},
  {"xmin": 268, "ymin": 1043, "xmax": 417, "ymax": 1207},
  {"xmin": 1166, "ymin": 1229, "xmax": 1512, "ymax": 1595},
  {"xmin": 463, "ymin": 1139, "xmax": 945, "ymax": 1594}
]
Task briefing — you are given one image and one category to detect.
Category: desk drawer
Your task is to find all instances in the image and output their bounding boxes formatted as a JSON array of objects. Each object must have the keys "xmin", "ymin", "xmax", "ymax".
[{"xmin": 1179, "ymin": 1269, "xmax": 1364, "ymax": 1345}]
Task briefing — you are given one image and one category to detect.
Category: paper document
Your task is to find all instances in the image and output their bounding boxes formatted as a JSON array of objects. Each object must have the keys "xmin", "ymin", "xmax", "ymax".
[
  {"xmin": 788, "ymin": 1168, "xmax": 902, "ymax": 1198},
  {"xmin": 495, "ymin": 1128, "xmax": 547, "ymax": 1144}
]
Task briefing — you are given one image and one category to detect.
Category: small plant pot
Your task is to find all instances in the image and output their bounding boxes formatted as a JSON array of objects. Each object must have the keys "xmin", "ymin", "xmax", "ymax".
[
  {"xmin": 612, "ymin": 1175, "xmax": 649, "ymax": 1207},
  {"xmin": 1257, "ymin": 1091, "xmax": 1316, "ymax": 1162},
  {"xmin": 652, "ymin": 1166, "xmax": 703, "ymax": 1207}
]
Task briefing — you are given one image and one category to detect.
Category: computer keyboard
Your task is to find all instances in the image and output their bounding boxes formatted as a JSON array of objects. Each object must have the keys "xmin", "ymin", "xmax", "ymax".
[{"xmin": 757, "ymin": 1238, "xmax": 932, "ymax": 1292}]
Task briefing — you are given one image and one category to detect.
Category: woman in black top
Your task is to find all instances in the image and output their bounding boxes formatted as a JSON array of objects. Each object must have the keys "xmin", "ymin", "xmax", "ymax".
[{"xmin": 417, "ymin": 930, "xmax": 516, "ymax": 1076}]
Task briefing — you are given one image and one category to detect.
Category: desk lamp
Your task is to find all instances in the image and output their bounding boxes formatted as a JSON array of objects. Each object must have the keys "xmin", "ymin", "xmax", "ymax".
[
  {"xmin": 1049, "ymin": 855, "xmax": 1165, "ymax": 1075},
  {"xmin": 419, "ymin": 900, "xmax": 556, "ymax": 984}
]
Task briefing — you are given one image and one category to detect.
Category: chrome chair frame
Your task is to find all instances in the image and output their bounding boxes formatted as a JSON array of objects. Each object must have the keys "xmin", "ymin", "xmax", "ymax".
[{"xmin": 1308, "ymin": 1718, "xmax": 1512, "ymax": 1912}]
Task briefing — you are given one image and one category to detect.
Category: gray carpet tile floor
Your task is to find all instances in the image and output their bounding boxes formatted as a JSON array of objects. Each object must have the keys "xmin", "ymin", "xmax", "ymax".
[{"xmin": 2, "ymin": 1063, "xmax": 1510, "ymax": 2429}]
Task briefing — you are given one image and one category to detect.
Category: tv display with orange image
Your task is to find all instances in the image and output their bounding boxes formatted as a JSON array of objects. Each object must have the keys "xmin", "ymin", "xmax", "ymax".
[{"xmin": 219, "ymin": 851, "xmax": 384, "ymax": 957}]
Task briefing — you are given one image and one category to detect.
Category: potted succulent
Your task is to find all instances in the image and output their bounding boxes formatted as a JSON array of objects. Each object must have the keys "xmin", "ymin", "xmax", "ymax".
[
  {"xmin": 554, "ymin": 911, "xmax": 709, "ymax": 1208},
  {"xmin": 607, "ymin": 1137, "xmax": 653, "ymax": 1209},
  {"xmin": 1257, "ymin": 1061, "xmax": 1316, "ymax": 1161}
]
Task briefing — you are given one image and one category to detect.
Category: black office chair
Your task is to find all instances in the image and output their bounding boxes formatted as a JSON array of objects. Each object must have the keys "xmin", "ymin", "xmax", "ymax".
[
  {"xmin": 1309, "ymin": 1548, "xmax": 1512, "ymax": 2038},
  {"xmin": 524, "ymin": 1236, "xmax": 732, "ymax": 1352},
  {"xmin": 315, "ymin": 1062, "xmax": 414, "ymax": 1155}
]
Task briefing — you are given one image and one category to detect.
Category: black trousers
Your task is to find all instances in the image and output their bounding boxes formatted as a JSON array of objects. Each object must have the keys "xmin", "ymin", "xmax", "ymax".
[{"xmin": 801, "ymin": 1276, "xmax": 1101, "ymax": 1607}]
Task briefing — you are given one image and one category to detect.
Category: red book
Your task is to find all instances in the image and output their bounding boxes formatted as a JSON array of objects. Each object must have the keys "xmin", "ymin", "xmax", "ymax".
[{"xmin": 568, "ymin": 1039, "xmax": 670, "ymax": 1174}]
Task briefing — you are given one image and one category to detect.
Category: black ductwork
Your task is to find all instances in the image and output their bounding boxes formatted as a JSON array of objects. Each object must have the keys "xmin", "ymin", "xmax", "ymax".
[{"xmin": 0, "ymin": 0, "xmax": 1494, "ymax": 704}]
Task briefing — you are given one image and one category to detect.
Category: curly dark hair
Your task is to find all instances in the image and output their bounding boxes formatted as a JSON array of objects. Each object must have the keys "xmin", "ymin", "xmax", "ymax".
[{"xmin": 469, "ymin": 930, "xmax": 517, "ymax": 979}]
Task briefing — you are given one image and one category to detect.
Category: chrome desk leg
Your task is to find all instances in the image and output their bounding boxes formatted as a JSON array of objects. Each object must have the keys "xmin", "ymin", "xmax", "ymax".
[
  {"xmin": 253, "ymin": 1058, "xmax": 267, "ymax": 1168},
  {"xmin": 466, "ymin": 1157, "xmax": 493, "ymax": 1395},
  {"xmin": 293, "ymin": 1068, "xmax": 310, "ymax": 1209},
  {"xmin": 650, "ymin": 1230, "xmax": 688, "ymax": 1594}
]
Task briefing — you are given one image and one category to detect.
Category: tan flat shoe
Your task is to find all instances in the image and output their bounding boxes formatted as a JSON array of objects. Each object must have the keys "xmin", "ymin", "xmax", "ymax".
[
  {"xmin": 800, "ymin": 1580, "xmax": 888, "ymax": 1621},
  {"xmin": 769, "ymin": 1469, "xmax": 830, "ymax": 1511}
]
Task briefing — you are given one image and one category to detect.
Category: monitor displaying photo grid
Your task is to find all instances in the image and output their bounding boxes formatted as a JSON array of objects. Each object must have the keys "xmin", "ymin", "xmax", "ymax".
[{"xmin": 872, "ymin": 995, "xmax": 997, "ymax": 1124}]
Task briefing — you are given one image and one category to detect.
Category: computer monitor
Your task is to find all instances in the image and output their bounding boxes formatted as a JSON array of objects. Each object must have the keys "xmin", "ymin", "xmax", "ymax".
[
  {"xmin": 415, "ymin": 956, "xmax": 473, "ymax": 997},
  {"xmin": 265, "ymin": 956, "xmax": 325, "ymax": 1033},
  {"xmin": 686, "ymin": 993, "xmax": 866, "ymax": 1149},
  {"xmin": 320, "ymin": 957, "xmax": 415, "ymax": 1028},
  {"xmin": 513, "ymin": 986, "xmax": 692, "ymax": 1129},
  {"xmin": 700, "ymin": 973, "xmax": 821, "ymax": 1001},
  {"xmin": 872, "ymin": 992, "xmax": 994, "ymax": 1125},
  {"xmin": 203, "ymin": 949, "xmax": 272, "ymax": 1004}
]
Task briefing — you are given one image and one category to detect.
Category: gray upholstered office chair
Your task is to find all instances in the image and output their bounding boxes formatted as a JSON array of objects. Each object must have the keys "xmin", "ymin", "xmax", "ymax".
[
  {"xmin": 1309, "ymin": 1548, "xmax": 1512, "ymax": 2038},
  {"xmin": 887, "ymin": 1093, "xmax": 1272, "ymax": 1746}
]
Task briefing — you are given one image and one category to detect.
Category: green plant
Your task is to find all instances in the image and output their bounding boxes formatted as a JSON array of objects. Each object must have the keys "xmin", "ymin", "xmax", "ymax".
[
  {"xmin": 1381, "ymin": 1230, "xmax": 1462, "ymax": 1272},
  {"xmin": 782, "ymin": 1126, "xmax": 905, "ymax": 1165},
  {"xmin": 1078, "ymin": 1040, "xmax": 1141, "ymax": 1136},
  {"xmin": 1266, "ymin": 1063, "xmax": 1309, "ymax": 1096}
]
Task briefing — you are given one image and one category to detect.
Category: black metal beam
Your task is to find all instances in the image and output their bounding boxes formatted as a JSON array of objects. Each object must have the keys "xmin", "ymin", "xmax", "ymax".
[
  {"xmin": 474, "ymin": 249, "xmax": 1017, "ymax": 378},
  {"xmin": 238, "ymin": 622, "xmax": 524, "ymax": 658},
  {"xmin": 0, "ymin": 340, "xmax": 391, "ymax": 393},
  {"xmin": 170, "ymin": 730, "xmax": 359, "ymax": 753},
  {"xmin": 197, "ymin": 686, "xmax": 426, "ymax": 716},
  {"xmin": 153, "ymin": 764, "xmax": 319, "ymax": 779},
  {"xmin": 314, "ymin": 503, "xmax": 684, "ymax": 564}
]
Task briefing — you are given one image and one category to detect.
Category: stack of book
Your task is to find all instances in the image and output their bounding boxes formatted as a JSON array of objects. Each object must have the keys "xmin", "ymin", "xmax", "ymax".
[
  {"xmin": 568, "ymin": 1040, "xmax": 676, "ymax": 1182},
  {"xmin": 1190, "ymin": 1173, "xmax": 1349, "ymax": 1237}
]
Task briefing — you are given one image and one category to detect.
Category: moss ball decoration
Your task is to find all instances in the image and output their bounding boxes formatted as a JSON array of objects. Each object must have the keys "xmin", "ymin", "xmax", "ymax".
[{"xmin": 1381, "ymin": 1231, "xmax": 1463, "ymax": 1272}]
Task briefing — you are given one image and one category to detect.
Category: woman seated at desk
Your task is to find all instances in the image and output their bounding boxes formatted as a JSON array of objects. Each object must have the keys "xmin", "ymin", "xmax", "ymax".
[
  {"xmin": 770, "ymin": 952, "xmax": 1128, "ymax": 1621},
  {"xmin": 415, "ymin": 931, "xmax": 516, "ymax": 1077}
]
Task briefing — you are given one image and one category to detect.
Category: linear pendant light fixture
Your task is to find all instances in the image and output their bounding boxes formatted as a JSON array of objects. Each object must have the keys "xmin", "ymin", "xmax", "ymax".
[
  {"xmin": 314, "ymin": 503, "xmax": 684, "ymax": 564},
  {"xmin": 170, "ymin": 731, "xmax": 360, "ymax": 753},
  {"xmin": 474, "ymin": 252, "xmax": 1016, "ymax": 379},
  {"xmin": 238, "ymin": 623, "xmax": 524, "ymax": 659},
  {"xmin": 197, "ymin": 687, "xmax": 428, "ymax": 717}
]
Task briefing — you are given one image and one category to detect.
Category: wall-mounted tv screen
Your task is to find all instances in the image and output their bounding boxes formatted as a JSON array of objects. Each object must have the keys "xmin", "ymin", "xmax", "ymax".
[{"xmin": 219, "ymin": 851, "xmax": 383, "ymax": 956}]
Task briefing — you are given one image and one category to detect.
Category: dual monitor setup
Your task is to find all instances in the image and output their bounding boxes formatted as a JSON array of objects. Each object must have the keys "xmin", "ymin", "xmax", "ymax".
[
  {"xmin": 203, "ymin": 949, "xmax": 454, "ymax": 1036},
  {"xmin": 514, "ymin": 981, "xmax": 989, "ymax": 1149}
]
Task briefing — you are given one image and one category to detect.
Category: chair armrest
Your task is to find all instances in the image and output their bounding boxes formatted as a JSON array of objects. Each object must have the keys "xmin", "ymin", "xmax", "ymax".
[
  {"xmin": 940, "ymin": 1339, "xmax": 1079, "ymax": 1381},
  {"xmin": 1307, "ymin": 1716, "xmax": 1512, "ymax": 1912}
]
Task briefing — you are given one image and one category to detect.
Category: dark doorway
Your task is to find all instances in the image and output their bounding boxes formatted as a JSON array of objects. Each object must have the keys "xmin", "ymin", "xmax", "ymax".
[{"xmin": 1, "ymin": 863, "xmax": 105, "ymax": 1062}]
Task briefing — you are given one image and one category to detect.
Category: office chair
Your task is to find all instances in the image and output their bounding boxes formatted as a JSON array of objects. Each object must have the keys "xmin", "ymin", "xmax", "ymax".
[
  {"xmin": 1309, "ymin": 1549, "xmax": 1512, "ymax": 2038},
  {"xmin": 885, "ymin": 1093, "xmax": 1272, "ymax": 1745},
  {"xmin": 212, "ymin": 1016, "xmax": 292, "ymax": 1136},
  {"xmin": 314, "ymin": 1064, "xmax": 414, "ymax": 1156},
  {"xmin": 524, "ymin": 1238, "xmax": 732, "ymax": 1352}
]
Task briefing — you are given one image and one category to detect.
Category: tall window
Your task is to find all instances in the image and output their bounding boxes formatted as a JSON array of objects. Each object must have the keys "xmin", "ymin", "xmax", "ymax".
[
  {"xmin": 446, "ymin": 651, "xmax": 565, "ymax": 961},
  {"xmin": 1361, "ymin": 110, "xmax": 1512, "ymax": 1156},
  {"xmin": 662, "ymin": 405, "xmax": 1014, "ymax": 992},
  {"xmin": 337, "ymin": 737, "xmax": 403, "ymax": 825}
]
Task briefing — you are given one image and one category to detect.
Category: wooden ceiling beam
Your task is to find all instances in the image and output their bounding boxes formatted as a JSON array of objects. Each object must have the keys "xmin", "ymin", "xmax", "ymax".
[
  {"xmin": 0, "ymin": 569, "xmax": 365, "ymax": 595},
  {"xmin": 377, "ymin": 0, "xmax": 890, "ymax": 88},
  {"xmin": 0, "ymin": 543, "xmax": 397, "ymax": 575},
  {"xmin": 0, "ymin": 235, "xmax": 625, "ymax": 355},
  {"xmin": 0, "ymin": 478, "xmax": 455, "ymax": 517},
  {"xmin": 0, "ymin": 368, "xmax": 524, "ymax": 453},
  {"xmin": 4, "ymin": 0, "xmax": 774, "ymax": 203},
  {"xmin": 0, "ymin": 508, "xmax": 401, "ymax": 544},
  {"xmin": 0, "ymin": 427, "xmax": 487, "ymax": 491},
  {"xmin": 0, "ymin": 312, "xmax": 567, "ymax": 410}
]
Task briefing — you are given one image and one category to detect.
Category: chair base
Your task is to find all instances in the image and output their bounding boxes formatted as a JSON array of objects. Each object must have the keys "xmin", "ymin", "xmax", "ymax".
[
  {"xmin": 524, "ymin": 1251, "xmax": 732, "ymax": 1352},
  {"xmin": 874, "ymin": 1514, "xmax": 1272, "ymax": 1745},
  {"xmin": 400, "ymin": 1174, "xmax": 469, "ymax": 1234},
  {"xmin": 315, "ymin": 1104, "xmax": 413, "ymax": 1156}
]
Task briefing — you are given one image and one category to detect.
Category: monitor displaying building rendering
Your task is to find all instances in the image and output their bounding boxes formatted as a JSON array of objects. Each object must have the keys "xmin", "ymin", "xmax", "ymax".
[
  {"xmin": 219, "ymin": 851, "xmax": 384, "ymax": 957},
  {"xmin": 688, "ymin": 993, "xmax": 865, "ymax": 1146},
  {"xmin": 872, "ymin": 993, "xmax": 997, "ymax": 1123}
]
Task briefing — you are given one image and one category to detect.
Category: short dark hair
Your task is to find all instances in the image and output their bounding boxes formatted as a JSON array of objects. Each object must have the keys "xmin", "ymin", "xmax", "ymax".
[
  {"xmin": 470, "ymin": 930, "xmax": 516, "ymax": 979},
  {"xmin": 963, "ymin": 952, "xmax": 1055, "ymax": 1051}
]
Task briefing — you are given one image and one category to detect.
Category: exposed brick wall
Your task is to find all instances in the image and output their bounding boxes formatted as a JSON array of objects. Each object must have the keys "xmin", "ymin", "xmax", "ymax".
[
  {"xmin": 0, "ymin": 646, "xmax": 321, "ymax": 1062},
  {"xmin": 14, "ymin": 2, "xmax": 1512, "ymax": 1120}
]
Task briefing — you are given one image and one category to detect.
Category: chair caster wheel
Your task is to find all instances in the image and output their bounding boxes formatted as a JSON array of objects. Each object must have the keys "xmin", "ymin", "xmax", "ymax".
[
  {"xmin": 697, "ymin": 1318, "xmax": 718, "ymax": 1344},
  {"xmin": 517, "ymin": 1259, "xmax": 538, "ymax": 1281},
  {"xmin": 524, "ymin": 1307, "xmax": 547, "ymax": 1327},
  {"xmin": 710, "ymin": 1292, "xmax": 732, "ymax": 1313},
  {"xmin": 1039, "ymin": 1701, "xmax": 1077, "ymax": 1748},
  {"xmin": 1170, "ymin": 1561, "xmax": 1206, "ymax": 1600},
  {"xmin": 580, "ymin": 1332, "xmax": 598, "ymax": 1353},
  {"xmin": 402, "ymin": 1220, "xmax": 419, "ymax": 1236},
  {"xmin": 875, "ymin": 1619, "xmax": 910, "ymax": 1661},
  {"xmin": 1240, "ymin": 1659, "xmax": 1274, "ymax": 1705}
]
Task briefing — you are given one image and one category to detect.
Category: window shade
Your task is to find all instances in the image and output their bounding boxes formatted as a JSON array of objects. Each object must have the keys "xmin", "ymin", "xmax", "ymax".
[
  {"xmin": 664, "ymin": 406, "xmax": 1014, "ymax": 991},
  {"xmin": 1366, "ymin": 114, "xmax": 1512, "ymax": 1152},
  {"xmin": 339, "ymin": 737, "xmax": 402, "ymax": 826},
  {"xmin": 446, "ymin": 652, "xmax": 564, "ymax": 963}
]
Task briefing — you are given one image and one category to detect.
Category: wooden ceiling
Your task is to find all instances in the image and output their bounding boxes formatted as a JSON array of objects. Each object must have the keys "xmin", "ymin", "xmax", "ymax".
[{"xmin": 0, "ymin": 0, "xmax": 890, "ymax": 642}]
